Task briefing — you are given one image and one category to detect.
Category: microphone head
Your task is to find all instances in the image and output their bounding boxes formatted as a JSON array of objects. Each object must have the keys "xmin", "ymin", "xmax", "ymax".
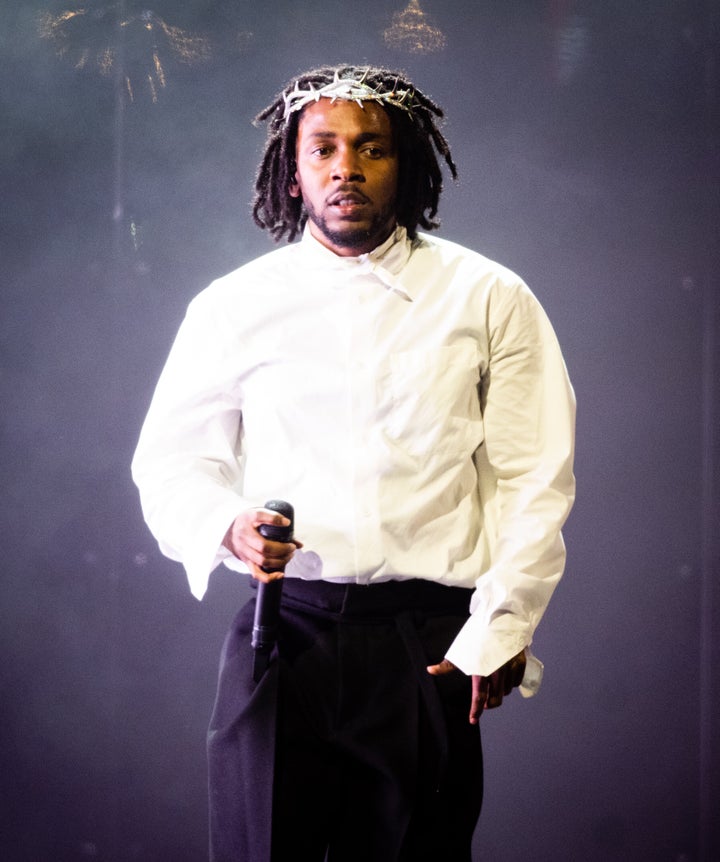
[{"xmin": 263, "ymin": 499, "xmax": 294, "ymax": 522}]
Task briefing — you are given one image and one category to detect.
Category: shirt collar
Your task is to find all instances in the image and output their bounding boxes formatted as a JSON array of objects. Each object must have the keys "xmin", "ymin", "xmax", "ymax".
[{"xmin": 299, "ymin": 224, "xmax": 415, "ymax": 302}]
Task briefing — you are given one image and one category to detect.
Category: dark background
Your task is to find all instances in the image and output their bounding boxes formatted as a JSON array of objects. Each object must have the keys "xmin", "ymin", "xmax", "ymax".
[{"xmin": 1, "ymin": 1, "xmax": 718, "ymax": 860}]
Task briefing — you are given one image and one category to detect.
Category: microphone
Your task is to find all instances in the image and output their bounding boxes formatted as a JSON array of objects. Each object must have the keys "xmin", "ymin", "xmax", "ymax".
[{"xmin": 252, "ymin": 500, "xmax": 294, "ymax": 683}]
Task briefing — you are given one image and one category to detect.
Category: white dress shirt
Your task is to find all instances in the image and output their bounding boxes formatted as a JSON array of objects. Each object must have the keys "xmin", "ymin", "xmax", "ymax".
[{"xmin": 131, "ymin": 225, "xmax": 576, "ymax": 677}]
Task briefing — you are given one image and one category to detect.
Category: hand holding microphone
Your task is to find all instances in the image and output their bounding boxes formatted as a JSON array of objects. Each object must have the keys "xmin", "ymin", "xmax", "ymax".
[
  {"xmin": 252, "ymin": 500, "xmax": 294, "ymax": 682},
  {"xmin": 221, "ymin": 503, "xmax": 297, "ymax": 581}
]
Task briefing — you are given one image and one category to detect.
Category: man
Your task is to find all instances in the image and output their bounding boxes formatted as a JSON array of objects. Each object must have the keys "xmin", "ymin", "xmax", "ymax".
[{"xmin": 132, "ymin": 65, "xmax": 575, "ymax": 862}]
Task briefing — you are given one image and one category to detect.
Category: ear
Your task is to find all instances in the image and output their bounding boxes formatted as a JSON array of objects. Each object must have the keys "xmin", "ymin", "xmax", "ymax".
[{"xmin": 289, "ymin": 176, "xmax": 301, "ymax": 198}]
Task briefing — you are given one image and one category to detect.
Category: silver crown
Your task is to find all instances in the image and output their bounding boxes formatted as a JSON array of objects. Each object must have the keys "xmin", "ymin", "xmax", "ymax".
[{"xmin": 282, "ymin": 69, "xmax": 415, "ymax": 121}]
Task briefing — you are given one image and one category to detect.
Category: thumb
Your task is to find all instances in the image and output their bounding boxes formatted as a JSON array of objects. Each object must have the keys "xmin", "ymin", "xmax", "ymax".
[{"xmin": 427, "ymin": 658, "xmax": 456, "ymax": 676}]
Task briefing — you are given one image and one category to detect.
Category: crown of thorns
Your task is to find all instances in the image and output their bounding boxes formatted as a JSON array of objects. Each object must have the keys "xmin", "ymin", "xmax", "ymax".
[{"xmin": 282, "ymin": 69, "xmax": 416, "ymax": 121}]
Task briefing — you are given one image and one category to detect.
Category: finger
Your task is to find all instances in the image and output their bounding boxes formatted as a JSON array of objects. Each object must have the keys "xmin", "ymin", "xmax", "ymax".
[
  {"xmin": 254, "ymin": 533, "xmax": 298, "ymax": 571},
  {"xmin": 469, "ymin": 675, "xmax": 482, "ymax": 725},
  {"xmin": 255, "ymin": 511, "xmax": 300, "ymax": 566},
  {"xmin": 223, "ymin": 512, "xmax": 267, "ymax": 556},
  {"xmin": 256, "ymin": 540, "xmax": 296, "ymax": 570},
  {"xmin": 476, "ymin": 674, "xmax": 490, "ymax": 713},
  {"xmin": 513, "ymin": 651, "xmax": 527, "ymax": 687},
  {"xmin": 496, "ymin": 652, "xmax": 526, "ymax": 698},
  {"xmin": 426, "ymin": 658, "xmax": 456, "ymax": 676},
  {"xmin": 485, "ymin": 670, "xmax": 504, "ymax": 710},
  {"xmin": 224, "ymin": 524, "xmax": 294, "ymax": 573},
  {"xmin": 254, "ymin": 507, "xmax": 292, "ymax": 528},
  {"xmin": 503, "ymin": 665, "xmax": 515, "ymax": 697},
  {"xmin": 248, "ymin": 563, "xmax": 283, "ymax": 584},
  {"xmin": 482, "ymin": 651, "xmax": 528, "ymax": 709}
]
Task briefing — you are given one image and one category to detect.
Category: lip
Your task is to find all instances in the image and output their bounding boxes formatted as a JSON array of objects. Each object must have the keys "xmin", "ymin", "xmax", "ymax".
[{"xmin": 327, "ymin": 189, "xmax": 370, "ymax": 207}]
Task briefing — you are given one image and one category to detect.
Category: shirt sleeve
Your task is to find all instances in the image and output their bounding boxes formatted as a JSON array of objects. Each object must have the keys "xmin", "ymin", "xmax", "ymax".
[
  {"xmin": 131, "ymin": 290, "xmax": 257, "ymax": 599},
  {"xmin": 444, "ymin": 278, "xmax": 576, "ymax": 677}
]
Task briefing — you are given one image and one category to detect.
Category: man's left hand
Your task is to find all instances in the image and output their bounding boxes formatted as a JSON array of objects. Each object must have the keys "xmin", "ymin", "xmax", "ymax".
[{"xmin": 427, "ymin": 650, "xmax": 527, "ymax": 725}]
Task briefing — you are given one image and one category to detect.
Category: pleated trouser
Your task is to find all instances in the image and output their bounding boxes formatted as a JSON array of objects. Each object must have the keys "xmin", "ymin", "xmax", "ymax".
[{"xmin": 207, "ymin": 578, "xmax": 483, "ymax": 862}]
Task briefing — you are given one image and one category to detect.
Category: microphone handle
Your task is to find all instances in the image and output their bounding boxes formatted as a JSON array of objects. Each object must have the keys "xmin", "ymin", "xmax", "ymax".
[
  {"xmin": 252, "ymin": 500, "xmax": 294, "ymax": 681},
  {"xmin": 251, "ymin": 579, "xmax": 283, "ymax": 652}
]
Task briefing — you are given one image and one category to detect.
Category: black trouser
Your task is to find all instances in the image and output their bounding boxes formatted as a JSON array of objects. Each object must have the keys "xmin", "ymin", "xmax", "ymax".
[{"xmin": 208, "ymin": 579, "xmax": 483, "ymax": 862}]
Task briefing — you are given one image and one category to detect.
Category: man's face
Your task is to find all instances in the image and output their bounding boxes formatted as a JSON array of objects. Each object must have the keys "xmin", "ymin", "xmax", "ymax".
[{"xmin": 290, "ymin": 98, "xmax": 399, "ymax": 256}]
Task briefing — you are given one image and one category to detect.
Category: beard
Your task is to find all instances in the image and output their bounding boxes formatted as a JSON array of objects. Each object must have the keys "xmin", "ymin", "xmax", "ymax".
[{"xmin": 303, "ymin": 198, "xmax": 397, "ymax": 253}]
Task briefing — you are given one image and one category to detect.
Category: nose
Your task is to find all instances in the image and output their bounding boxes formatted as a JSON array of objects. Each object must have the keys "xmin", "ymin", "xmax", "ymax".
[{"xmin": 331, "ymin": 146, "xmax": 364, "ymax": 182}]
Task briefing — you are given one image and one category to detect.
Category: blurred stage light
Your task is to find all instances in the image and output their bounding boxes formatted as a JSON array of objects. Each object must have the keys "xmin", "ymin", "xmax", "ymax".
[
  {"xmin": 38, "ymin": 4, "xmax": 249, "ymax": 102},
  {"xmin": 383, "ymin": 0, "xmax": 446, "ymax": 54}
]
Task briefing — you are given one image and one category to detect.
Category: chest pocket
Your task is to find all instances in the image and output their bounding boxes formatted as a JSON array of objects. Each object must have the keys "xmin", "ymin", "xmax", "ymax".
[{"xmin": 384, "ymin": 344, "xmax": 484, "ymax": 461}]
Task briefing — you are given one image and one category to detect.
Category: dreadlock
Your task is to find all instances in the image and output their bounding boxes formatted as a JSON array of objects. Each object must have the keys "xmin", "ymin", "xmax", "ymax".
[{"xmin": 252, "ymin": 65, "xmax": 458, "ymax": 243}]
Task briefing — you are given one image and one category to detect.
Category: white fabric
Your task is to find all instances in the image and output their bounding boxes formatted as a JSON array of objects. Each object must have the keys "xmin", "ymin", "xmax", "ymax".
[{"xmin": 131, "ymin": 226, "xmax": 576, "ymax": 676}]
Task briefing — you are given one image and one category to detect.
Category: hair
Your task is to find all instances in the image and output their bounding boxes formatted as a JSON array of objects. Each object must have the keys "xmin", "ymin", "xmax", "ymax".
[{"xmin": 251, "ymin": 64, "xmax": 458, "ymax": 243}]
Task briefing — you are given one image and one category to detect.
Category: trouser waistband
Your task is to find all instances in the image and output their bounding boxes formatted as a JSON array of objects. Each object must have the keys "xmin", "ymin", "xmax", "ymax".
[{"xmin": 278, "ymin": 577, "xmax": 472, "ymax": 620}]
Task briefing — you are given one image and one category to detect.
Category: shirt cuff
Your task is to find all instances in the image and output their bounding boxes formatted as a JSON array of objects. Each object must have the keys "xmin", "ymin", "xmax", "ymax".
[
  {"xmin": 175, "ymin": 496, "xmax": 252, "ymax": 599},
  {"xmin": 444, "ymin": 610, "xmax": 530, "ymax": 677},
  {"xmin": 444, "ymin": 615, "xmax": 546, "ymax": 697}
]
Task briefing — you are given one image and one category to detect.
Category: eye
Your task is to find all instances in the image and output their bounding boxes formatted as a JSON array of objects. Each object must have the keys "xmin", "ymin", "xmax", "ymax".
[
  {"xmin": 362, "ymin": 145, "xmax": 384, "ymax": 159},
  {"xmin": 311, "ymin": 145, "xmax": 332, "ymax": 158}
]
